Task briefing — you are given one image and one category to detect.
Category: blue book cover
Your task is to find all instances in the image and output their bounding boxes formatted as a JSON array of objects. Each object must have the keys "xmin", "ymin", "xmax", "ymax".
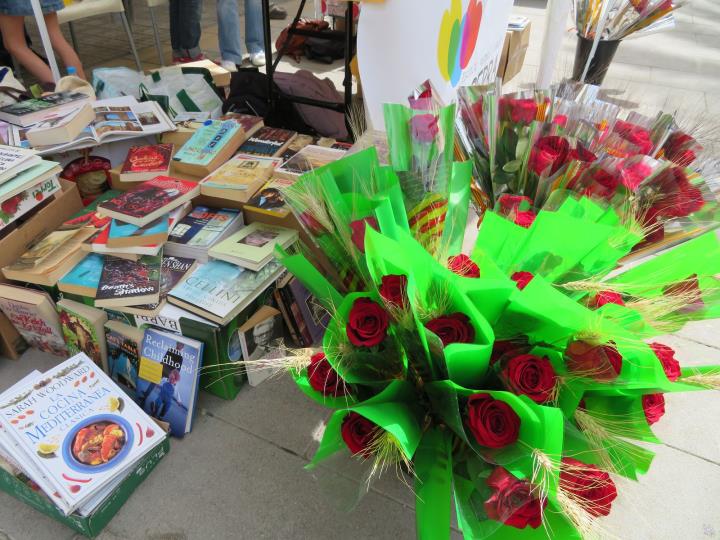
[
  {"xmin": 108, "ymin": 215, "xmax": 169, "ymax": 244},
  {"xmin": 58, "ymin": 253, "xmax": 105, "ymax": 297},
  {"xmin": 167, "ymin": 206, "xmax": 240, "ymax": 247},
  {"xmin": 135, "ymin": 328, "xmax": 204, "ymax": 437},
  {"xmin": 173, "ymin": 120, "xmax": 241, "ymax": 166}
]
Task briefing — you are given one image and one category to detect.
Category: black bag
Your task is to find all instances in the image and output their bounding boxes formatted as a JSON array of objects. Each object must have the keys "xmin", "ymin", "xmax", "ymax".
[
  {"xmin": 304, "ymin": 36, "xmax": 345, "ymax": 64},
  {"xmin": 223, "ymin": 68, "xmax": 314, "ymax": 134}
]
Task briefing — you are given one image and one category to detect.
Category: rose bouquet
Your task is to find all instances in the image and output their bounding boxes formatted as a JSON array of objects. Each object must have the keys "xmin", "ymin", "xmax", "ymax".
[{"xmin": 265, "ymin": 114, "xmax": 720, "ymax": 537}]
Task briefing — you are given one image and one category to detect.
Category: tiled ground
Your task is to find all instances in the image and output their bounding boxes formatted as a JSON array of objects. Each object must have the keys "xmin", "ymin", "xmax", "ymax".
[{"xmin": 3, "ymin": 1, "xmax": 720, "ymax": 539}]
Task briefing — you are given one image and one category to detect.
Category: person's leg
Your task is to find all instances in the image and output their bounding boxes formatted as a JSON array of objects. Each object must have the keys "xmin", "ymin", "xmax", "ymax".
[
  {"xmin": 217, "ymin": 0, "xmax": 243, "ymax": 65},
  {"xmin": 44, "ymin": 12, "xmax": 85, "ymax": 79},
  {"xmin": 244, "ymin": 0, "xmax": 264, "ymax": 55},
  {"xmin": 168, "ymin": 0, "xmax": 182, "ymax": 59},
  {"xmin": 180, "ymin": 0, "xmax": 203, "ymax": 59},
  {"xmin": 0, "ymin": 15, "xmax": 53, "ymax": 83}
]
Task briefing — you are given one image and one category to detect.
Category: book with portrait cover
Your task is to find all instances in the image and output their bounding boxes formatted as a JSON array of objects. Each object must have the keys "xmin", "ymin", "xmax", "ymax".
[
  {"xmin": 236, "ymin": 127, "xmax": 297, "ymax": 157},
  {"xmin": 94, "ymin": 254, "xmax": 161, "ymax": 308},
  {"xmin": 199, "ymin": 154, "xmax": 281, "ymax": 202},
  {"xmin": 0, "ymin": 284, "xmax": 66, "ymax": 356},
  {"xmin": 97, "ymin": 176, "xmax": 199, "ymax": 227},
  {"xmin": 243, "ymin": 176, "xmax": 297, "ymax": 218},
  {"xmin": 135, "ymin": 328, "xmax": 203, "ymax": 437},
  {"xmin": 209, "ymin": 222, "xmax": 297, "ymax": 271},
  {"xmin": 105, "ymin": 320, "xmax": 145, "ymax": 394},
  {"xmin": 119, "ymin": 143, "xmax": 173, "ymax": 183}
]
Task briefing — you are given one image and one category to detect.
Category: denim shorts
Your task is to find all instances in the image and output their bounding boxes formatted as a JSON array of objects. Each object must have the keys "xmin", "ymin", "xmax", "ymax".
[{"xmin": 0, "ymin": 0, "xmax": 65, "ymax": 16}]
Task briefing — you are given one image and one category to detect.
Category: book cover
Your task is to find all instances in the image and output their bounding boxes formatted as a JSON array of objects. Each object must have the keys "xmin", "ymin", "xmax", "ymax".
[
  {"xmin": 95, "ymin": 254, "xmax": 161, "ymax": 308},
  {"xmin": 172, "ymin": 120, "xmax": 242, "ymax": 167},
  {"xmin": 0, "ymin": 160, "xmax": 60, "ymax": 205},
  {"xmin": 57, "ymin": 299, "xmax": 108, "ymax": 372},
  {"xmin": 167, "ymin": 207, "xmax": 241, "ymax": 248},
  {"xmin": 0, "ymin": 92, "xmax": 88, "ymax": 126},
  {"xmin": 105, "ymin": 321, "xmax": 144, "ymax": 394},
  {"xmin": 0, "ymin": 354, "xmax": 165, "ymax": 514},
  {"xmin": 107, "ymin": 216, "xmax": 169, "ymax": 247},
  {"xmin": 237, "ymin": 127, "xmax": 296, "ymax": 157},
  {"xmin": 276, "ymin": 145, "xmax": 346, "ymax": 177},
  {"xmin": 278, "ymin": 134, "xmax": 316, "ymax": 162},
  {"xmin": 168, "ymin": 259, "xmax": 281, "ymax": 322},
  {"xmin": 135, "ymin": 329, "xmax": 203, "ymax": 436},
  {"xmin": 200, "ymin": 154, "xmax": 281, "ymax": 192},
  {"xmin": 59, "ymin": 190, "xmax": 121, "ymax": 232},
  {"xmin": 57, "ymin": 254, "xmax": 105, "ymax": 298},
  {"xmin": 0, "ymin": 174, "xmax": 60, "ymax": 231},
  {"xmin": 238, "ymin": 306, "xmax": 284, "ymax": 387},
  {"xmin": 209, "ymin": 222, "xmax": 297, "ymax": 269},
  {"xmin": 117, "ymin": 256, "xmax": 196, "ymax": 316},
  {"xmin": 0, "ymin": 286, "xmax": 66, "ymax": 356},
  {"xmin": 244, "ymin": 176, "xmax": 297, "ymax": 217},
  {"xmin": 219, "ymin": 112, "xmax": 263, "ymax": 134},
  {"xmin": 120, "ymin": 144, "xmax": 173, "ymax": 176},
  {"xmin": 0, "ymin": 145, "xmax": 40, "ymax": 182},
  {"xmin": 288, "ymin": 277, "xmax": 329, "ymax": 345},
  {"xmin": 97, "ymin": 177, "xmax": 198, "ymax": 224}
]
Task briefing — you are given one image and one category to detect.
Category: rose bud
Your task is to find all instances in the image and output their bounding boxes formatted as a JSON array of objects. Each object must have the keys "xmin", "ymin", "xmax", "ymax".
[
  {"xmin": 499, "ymin": 97, "xmax": 538, "ymax": 125},
  {"xmin": 614, "ymin": 120, "xmax": 653, "ymax": 155},
  {"xmin": 466, "ymin": 393, "xmax": 520, "ymax": 448},
  {"xmin": 484, "ymin": 466, "xmax": 546, "ymax": 529},
  {"xmin": 649, "ymin": 343, "xmax": 681, "ymax": 382},
  {"xmin": 501, "ymin": 354, "xmax": 557, "ymax": 404},
  {"xmin": 341, "ymin": 411, "xmax": 377, "ymax": 457},
  {"xmin": 663, "ymin": 131, "xmax": 698, "ymax": 166},
  {"xmin": 447, "ymin": 254, "xmax": 480, "ymax": 278},
  {"xmin": 349, "ymin": 216, "xmax": 379, "ymax": 253},
  {"xmin": 565, "ymin": 340, "xmax": 623, "ymax": 381},
  {"xmin": 379, "ymin": 274, "xmax": 408, "ymax": 308},
  {"xmin": 529, "ymin": 136, "xmax": 571, "ymax": 176},
  {"xmin": 307, "ymin": 352, "xmax": 349, "ymax": 397},
  {"xmin": 410, "ymin": 113, "xmax": 440, "ymax": 143},
  {"xmin": 513, "ymin": 210, "xmax": 537, "ymax": 228},
  {"xmin": 511, "ymin": 271, "xmax": 534, "ymax": 290},
  {"xmin": 346, "ymin": 297, "xmax": 389, "ymax": 348},
  {"xmin": 588, "ymin": 290, "xmax": 625, "ymax": 309},
  {"xmin": 642, "ymin": 393, "xmax": 665, "ymax": 425},
  {"xmin": 425, "ymin": 313, "xmax": 475, "ymax": 347},
  {"xmin": 490, "ymin": 337, "xmax": 529, "ymax": 366},
  {"xmin": 560, "ymin": 457, "xmax": 618, "ymax": 517}
]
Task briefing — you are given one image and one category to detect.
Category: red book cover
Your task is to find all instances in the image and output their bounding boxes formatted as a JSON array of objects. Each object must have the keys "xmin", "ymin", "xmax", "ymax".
[
  {"xmin": 98, "ymin": 176, "xmax": 198, "ymax": 221},
  {"xmin": 120, "ymin": 143, "xmax": 173, "ymax": 175}
]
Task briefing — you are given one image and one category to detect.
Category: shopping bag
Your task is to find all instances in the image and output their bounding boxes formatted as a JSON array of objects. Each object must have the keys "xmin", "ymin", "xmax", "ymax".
[
  {"xmin": 92, "ymin": 67, "xmax": 143, "ymax": 99},
  {"xmin": 140, "ymin": 66, "xmax": 223, "ymax": 119}
]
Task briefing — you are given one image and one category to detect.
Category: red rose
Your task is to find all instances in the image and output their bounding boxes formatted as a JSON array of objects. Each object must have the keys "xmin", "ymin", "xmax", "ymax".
[
  {"xmin": 642, "ymin": 393, "xmax": 665, "ymax": 425},
  {"xmin": 552, "ymin": 114, "xmax": 568, "ymax": 127},
  {"xmin": 618, "ymin": 160, "xmax": 652, "ymax": 190},
  {"xmin": 426, "ymin": 312, "xmax": 475, "ymax": 346},
  {"xmin": 513, "ymin": 210, "xmax": 536, "ymax": 228},
  {"xmin": 614, "ymin": 120, "xmax": 653, "ymax": 155},
  {"xmin": 490, "ymin": 337, "xmax": 529, "ymax": 365},
  {"xmin": 663, "ymin": 131, "xmax": 697, "ymax": 166},
  {"xmin": 588, "ymin": 290, "xmax": 625, "ymax": 308},
  {"xmin": 565, "ymin": 340, "xmax": 622, "ymax": 381},
  {"xmin": 663, "ymin": 274, "xmax": 703, "ymax": 310},
  {"xmin": 649, "ymin": 342, "xmax": 681, "ymax": 382},
  {"xmin": 497, "ymin": 194, "xmax": 533, "ymax": 214},
  {"xmin": 308, "ymin": 352, "xmax": 348, "ymax": 397},
  {"xmin": 529, "ymin": 136, "xmax": 571, "ymax": 176},
  {"xmin": 349, "ymin": 216, "xmax": 379, "ymax": 253},
  {"xmin": 570, "ymin": 143, "xmax": 597, "ymax": 163},
  {"xmin": 299, "ymin": 211, "xmax": 326, "ymax": 236},
  {"xmin": 511, "ymin": 271, "xmax": 534, "ymax": 290},
  {"xmin": 651, "ymin": 167, "xmax": 705, "ymax": 218},
  {"xmin": 341, "ymin": 412, "xmax": 377, "ymax": 457},
  {"xmin": 379, "ymin": 274, "xmax": 408, "ymax": 308},
  {"xmin": 582, "ymin": 168, "xmax": 621, "ymax": 200},
  {"xmin": 411, "ymin": 113, "xmax": 440, "ymax": 143},
  {"xmin": 502, "ymin": 354, "xmax": 557, "ymax": 403},
  {"xmin": 466, "ymin": 393, "xmax": 520, "ymax": 448},
  {"xmin": 447, "ymin": 254, "xmax": 480, "ymax": 278},
  {"xmin": 346, "ymin": 297, "xmax": 389, "ymax": 348},
  {"xmin": 499, "ymin": 97, "xmax": 537, "ymax": 124},
  {"xmin": 560, "ymin": 457, "xmax": 618, "ymax": 517},
  {"xmin": 484, "ymin": 467, "xmax": 546, "ymax": 529}
]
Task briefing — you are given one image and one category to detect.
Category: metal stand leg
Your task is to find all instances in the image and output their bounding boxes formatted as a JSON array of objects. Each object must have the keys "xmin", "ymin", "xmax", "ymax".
[
  {"xmin": 68, "ymin": 21, "xmax": 79, "ymax": 52},
  {"xmin": 262, "ymin": 0, "xmax": 274, "ymax": 112},
  {"xmin": 342, "ymin": 2, "xmax": 354, "ymax": 141},
  {"xmin": 120, "ymin": 12, "xmax": 142, "ymax": 72},
  {"xmin": 149, "ymin": 7, "xmax": 165, "ymax": 66}
]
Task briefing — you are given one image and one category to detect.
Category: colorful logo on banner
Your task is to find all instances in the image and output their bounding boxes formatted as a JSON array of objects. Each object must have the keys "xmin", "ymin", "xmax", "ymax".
[{"xmin": 437, "ymin": 0, "xmax": 483, "ymax": 87}]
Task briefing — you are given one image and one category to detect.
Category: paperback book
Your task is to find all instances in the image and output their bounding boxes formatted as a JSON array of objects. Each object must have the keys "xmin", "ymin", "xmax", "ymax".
[
  {"xmin": 57, "ymin": 254, "xmax": 104, "ymax": 298},
  {"xmin": 118, "ymin": 143, "xmax": 173, "ymax": 183},
  {"xmin": 274, "ymin": 145, "xmax": 346, "ymax": 180},
  {"xmin": 59, "ymin": 189, "xmax": 121, "ymax": 232},
  {"xmin": 198, "ymin": 154, "xmax": 282, "ymax": 203},
  {"xmin": 237, "ymin": 306, "xmax": 284, "ymax": 387},
  {"xmin": 97, "ymin": 176, "xmax": 199, "ymax": 227},
  {"xmin": 105, "ymin": 320, "xmax": 145, "ymax": 394},
  {"xmin": 244, "ymin": 176, "xmax": 297, "ymax": 218},
  {"xmin": 0, "ymin": 171, "xmax": 61, "ymax": 232},
  {"xmin": 165, "ymin": 206, "xmax": 243, "ymax": 262},
  {"xmin": 172, "ymin": 120, "xmax": 246, "ymax": 177},
  {"xmin": 56, "ymin": 298, "xmax": 108, "ymax": 372},
  {"xmin": 209, "ymin": 222, "xmax": 298, "ymax": 271},
  {"xmin": 0, "ymin": 145, "xmax": 42, "ymax": 184},
  {"xmin": 135, "ymin": 328, "xmax": 204, "ymax": 437},
  {"xmin": 0, "ymin": 91, "xmax": 89, "ymax": 127},
  {"xmin": 0, "ymin": 284, "xmax": 66, "ymax": 356},
  {"xmin": 25, "ymin": 103, "xmax": 95, "ymax": 148},
  {"xmin": 0, "ymin": 353, "xmax": 166, "ymax": 515},
  {"xmin": 105, "ymin": 203, "xmax": 190, "ymax": 251},
  {"xmin": 94, "ymin": 254, "xmax": 162, "ymax": 308},
  {"xmin": 236, "ymin": 127, "xmax": 297, "ymax": 157}
]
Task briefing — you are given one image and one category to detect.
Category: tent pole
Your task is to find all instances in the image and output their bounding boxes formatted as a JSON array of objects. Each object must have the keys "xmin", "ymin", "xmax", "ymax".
[{"xmin": 30, "ymin": 0, "xmax": 61, "ymax": 83}]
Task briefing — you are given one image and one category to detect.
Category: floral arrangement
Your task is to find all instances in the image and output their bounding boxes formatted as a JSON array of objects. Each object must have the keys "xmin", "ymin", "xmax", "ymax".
[
  {"xmin": 265, "ymin": 83, "xmax": 719, "ymax": 539},
  {"xmin": 574, "ymin": 0, "xmax": 685, "ymax": 40}
]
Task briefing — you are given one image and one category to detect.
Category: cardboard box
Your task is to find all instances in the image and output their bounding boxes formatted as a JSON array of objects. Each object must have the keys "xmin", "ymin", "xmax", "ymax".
[
  {"xmin": 0, "ymin": 180, "xmax": 83, "ymax": 359},
  {"xmin": 0, "ymin": 437, "xmax": 170, "ymax": 538},
  {"xmin": 497, "ymin": 20, "xmax": 531, "ymax": 82}
]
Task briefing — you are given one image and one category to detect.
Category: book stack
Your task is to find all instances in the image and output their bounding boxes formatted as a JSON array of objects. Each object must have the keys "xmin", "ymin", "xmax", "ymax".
[{"xmin": 0, "ymin": 354, "xmax": 169, "ymax": 517}]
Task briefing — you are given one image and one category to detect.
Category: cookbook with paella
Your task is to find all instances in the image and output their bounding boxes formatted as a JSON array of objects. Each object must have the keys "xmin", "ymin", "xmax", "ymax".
[{"xmin": 0, "ymin": 353, "xmax": 166, "ymax": 515}]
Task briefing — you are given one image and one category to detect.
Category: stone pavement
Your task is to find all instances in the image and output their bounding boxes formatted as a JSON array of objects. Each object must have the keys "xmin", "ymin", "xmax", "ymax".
[{"xmin": 4, "ymin": 0, "xmax": 720, "ymax": 539}]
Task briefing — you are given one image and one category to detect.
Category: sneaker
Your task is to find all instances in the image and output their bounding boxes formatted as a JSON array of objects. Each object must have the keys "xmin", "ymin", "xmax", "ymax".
[
  {"xmin": 172, "ymin": 53, "xmax": 205, "ymax": 65},
  {"xmin": 269, "ymin": 3, "xmax": 287, "ymax": 19},
  {"xmin": 250, "ymin": 52, "xmax": 266, "ymax": 67},
  {"xmin": 219, "ymin": 59, "xmax": 238, "ymax": 72}
]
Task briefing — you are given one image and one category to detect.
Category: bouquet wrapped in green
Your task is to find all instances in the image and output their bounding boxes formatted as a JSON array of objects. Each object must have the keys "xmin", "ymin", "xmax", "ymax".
[{"xmin": 267, "ymin": 86, "xmax": 719, "ymax": 539}]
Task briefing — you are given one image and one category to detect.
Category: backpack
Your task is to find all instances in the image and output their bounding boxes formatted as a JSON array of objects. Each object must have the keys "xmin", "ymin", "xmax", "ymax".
[
  {"xmin": 304, "ymin": 36, "xmax": 345, "ymax": 64},
  {"xmin": 275, "ymin": 19, "xmax": 330, "ymax": 62}
]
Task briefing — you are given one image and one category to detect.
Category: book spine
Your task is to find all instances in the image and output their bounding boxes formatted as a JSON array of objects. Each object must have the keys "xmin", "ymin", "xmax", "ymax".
[
  {"xmin": 273, "ymin": 289, "xmax": 301, "ymax": 347},
  {"xmin": 280, "ymin": 285, "xmax": 311, "ymax": 347}
]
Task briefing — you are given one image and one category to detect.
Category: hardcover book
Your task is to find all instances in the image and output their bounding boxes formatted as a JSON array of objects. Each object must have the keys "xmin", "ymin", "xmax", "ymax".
[
  {"xmin": 198, "ymin": 154, "xmax": 282, "ymax": 203},
  {"xmin": 0, "ymin": 353, "xmax": 166, "ymax": 515},
  {"xmin": 97, "ymin": 176, "xmax": 199, "ymax": 227},
  {"xmin": 119, "ymin": 143, "xmax": 173, "ymax": 183},
  {"xmin": 57, "ymin": 253, "xmax": 105, "ymax": 298},
  {"xmin": 0, "ymin": 284, "xmax": 66, "ymax": 356},
  {"xmin": 237, "ymin": 305, "xmax": 284, "ymax": 387},
  {"xmin": 168, "ymin": 259, "xmax": 283, "ymax": 325},
  {"xmin": 165, "ymin": 206, "xmax": 243, "ymax": 262},
  {"xmin": 94, "ymin": 254, "xmax": 162, "ymax": 308},
  {"xmin": 236, "ymin": 127, "xmax": 297, "ymax": 157},
  {"xmin": 135, "ymin": 328, "xmax": 204, "ymax": 437},
  {"xmin": 56, "ymin": 298, "xmax": 108, "ymax": 372},
  {"xmin": 209, "ymin": 222, "xmax": 298, "ymax": 271},
  {"xmin": 172, "ymin": 120, "xmax": 246, "ymax": 177},
  {"xmin": 105, "ymin": 320, "xmax": 145, "ymax": 394}
]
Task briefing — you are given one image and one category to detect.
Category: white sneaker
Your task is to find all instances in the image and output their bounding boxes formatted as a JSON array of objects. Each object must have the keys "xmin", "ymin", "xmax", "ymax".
[
  {"xmin": 249, "ymin": 52, "xmax": 266, "ymax": 67},
  {"xmin": 219, "ymin": 59, "xmax": 238, "ymax": 72}
]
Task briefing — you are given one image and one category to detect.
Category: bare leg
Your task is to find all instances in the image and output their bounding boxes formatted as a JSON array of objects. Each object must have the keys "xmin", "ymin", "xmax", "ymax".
[
  {"xmin": 0, "ymin": 15, "xmax": 53, "ymax": 83},
  {"xmin": 44, "ymin": 12, "xmax": 85, "ymax": 80}
]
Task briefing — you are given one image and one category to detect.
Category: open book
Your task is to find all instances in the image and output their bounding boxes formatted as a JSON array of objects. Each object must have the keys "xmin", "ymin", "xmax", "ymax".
[{"xmin": 7, "ymin": 96, "xmax": 175, "ymax": 155}]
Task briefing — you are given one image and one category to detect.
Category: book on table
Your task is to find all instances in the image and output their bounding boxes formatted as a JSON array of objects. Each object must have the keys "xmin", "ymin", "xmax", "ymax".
[
  {"xmin": 209, "ymin": 222, "xmax": 298, "ymax": 271},
  {"xmin": 0, "ymin": 145, "xmax": 42, "ymax": 185},
  {"xmin": 118, "ymin": 143, "xmax": 174, "ymax": 183},
  {"xmin": 103, "ymin": 202, "xmax": 191, "ymax": 250},
  {"xmin": 57, "ymin": 253, "xmax": 105, "ymax": 298},
  {"xmin": 0, "ymin": 160, "xmax": 62, "ymax": 232},
  {"xmin": 171, "ymin": 119, "xmax": 249, "ymax": 177},
  {"xmin": 0, "ymin": 91, "xmax": 90, "ymax": 127},
  {"xmin": 56, "ymin": 298, "xmax": 109, "ymax": 372},
  {"xmin": 164, "ymin": 206, "xmax": 243, "ymax": 262},
  {"xmin": 273, "ymin": 145, "xmax": 347, "ymax": 180},
  {"xmin": 25, "ymin": 102, "xmax": 95, "ymax": 147},
  {"xmin": 105, "ymin": 320, "xmax": 145, "ymax": 395},
  {"xmin": 198, "ymin": 154, "xmax": 282, "ymax": 203},
  {"xmin": 236, "ymin": 126, "xmax": 297, "ymax": 157},
  {"xmin": 94, "ymin": 253, "xmax": 162, "ymax": 308},
  {"xmin": 243, "ymin": 175, "xmax": 298, "ymax": 218}
]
